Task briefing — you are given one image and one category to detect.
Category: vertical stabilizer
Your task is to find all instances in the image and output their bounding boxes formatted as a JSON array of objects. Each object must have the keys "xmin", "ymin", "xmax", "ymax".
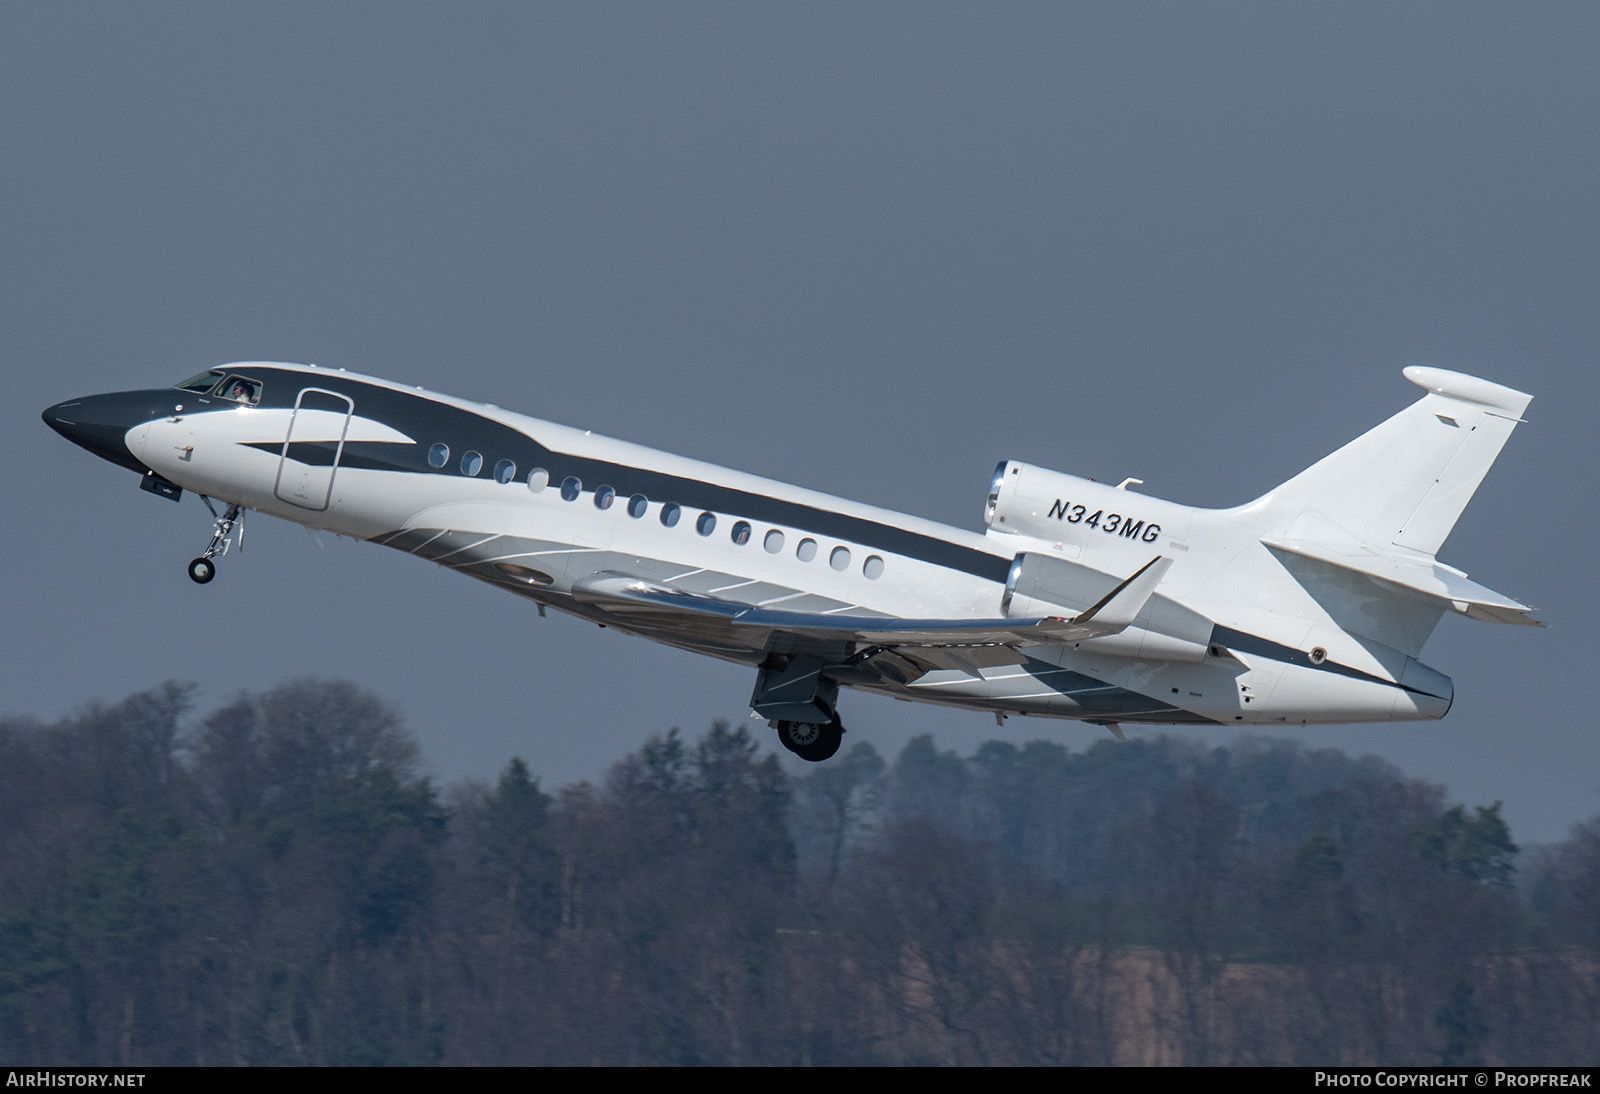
[{"xmin": 1253, "ymin": 368, "xmax": 1531, "ymax": 558}]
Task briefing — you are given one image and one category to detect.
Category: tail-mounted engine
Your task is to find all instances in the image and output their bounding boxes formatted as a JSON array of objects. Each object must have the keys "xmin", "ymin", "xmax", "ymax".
[
  {"xmin": 987, "ymin": 460, "xmax": 1208, "ymax": 661},
  {"xmin": 985, "ymin": 460, "xmax": 1192, "ymax": 554},
  {"xmin": 1002, "ymin": 550, "xmax": 1213, "ymax": 661}
]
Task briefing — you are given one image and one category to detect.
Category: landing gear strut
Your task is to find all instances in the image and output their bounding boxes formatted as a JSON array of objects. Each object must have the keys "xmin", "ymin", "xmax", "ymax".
[
  {"xmin": 774, "ymin": 714, "xmax": 845, "ymax": 762},
  {"xmin": 188, "ymin": 497, "xmax": 243, "ymax": 584}
]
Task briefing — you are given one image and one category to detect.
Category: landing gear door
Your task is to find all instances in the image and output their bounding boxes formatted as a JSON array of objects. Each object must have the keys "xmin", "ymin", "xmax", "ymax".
[{"xmin": 274, "ymin": 387, "xmax": 354, "ymax": 511}]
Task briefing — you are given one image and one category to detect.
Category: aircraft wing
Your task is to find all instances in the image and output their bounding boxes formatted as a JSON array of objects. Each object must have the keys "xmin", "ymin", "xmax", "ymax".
[
  {"xmin": 1262, "ymin": 537, "xmax": 1540, "ymax": 626},
  {"xmin": 571, "ymin": 556, "xmax": 1172, "ymax": 650}
]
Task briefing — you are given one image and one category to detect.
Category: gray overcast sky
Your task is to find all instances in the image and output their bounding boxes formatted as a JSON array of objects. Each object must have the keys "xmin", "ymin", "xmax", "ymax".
[{"xmin": 4, "ymin": 2, "xmax": 1596, "ymax": 841}]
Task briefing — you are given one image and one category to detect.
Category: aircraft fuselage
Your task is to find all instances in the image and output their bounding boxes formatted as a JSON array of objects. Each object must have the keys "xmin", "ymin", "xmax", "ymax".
[{"xmin": 47, "ymin": 361, "xmax": 1535, "ymax": 756}]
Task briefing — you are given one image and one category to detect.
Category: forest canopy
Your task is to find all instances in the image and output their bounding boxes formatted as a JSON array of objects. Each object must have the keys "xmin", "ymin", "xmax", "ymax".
[{"xmin": 0, "ymin": 680, "xmax": 1593, "ymax": 1065}]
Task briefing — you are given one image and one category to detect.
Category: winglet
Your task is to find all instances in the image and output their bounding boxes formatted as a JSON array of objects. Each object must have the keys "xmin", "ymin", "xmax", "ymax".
[{"xmin": 1071, "ymin": 556, "xmax": 1172, "ymax": 632}]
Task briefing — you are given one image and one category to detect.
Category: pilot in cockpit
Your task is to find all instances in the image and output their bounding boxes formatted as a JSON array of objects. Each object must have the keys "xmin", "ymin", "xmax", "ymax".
[{"xmin": 224, "ymin": 378, "xmax": 261, "ymax": 405}]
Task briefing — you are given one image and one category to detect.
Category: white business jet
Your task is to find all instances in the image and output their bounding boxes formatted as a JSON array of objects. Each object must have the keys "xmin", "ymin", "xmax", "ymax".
[{"xmin": 43, "ymin": 364, "xmax": 1535, "ymax": 760}]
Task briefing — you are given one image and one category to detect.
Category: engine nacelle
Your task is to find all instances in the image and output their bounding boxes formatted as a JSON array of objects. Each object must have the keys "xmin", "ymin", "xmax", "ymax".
[
  {"xmin": 986, "ymin": 462, "xmax": 1209, "ymax": 662},
  {"xmin": 1001, "ymin": 550, "xmax": 1212, "ymax": 662},
  {"xmin": 984, "ymin": 460, "xmax": 1193, "ymax": 560}
]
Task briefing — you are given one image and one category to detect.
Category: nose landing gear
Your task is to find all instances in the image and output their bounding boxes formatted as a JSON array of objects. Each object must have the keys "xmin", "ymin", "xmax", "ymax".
[{"xmin": 188, "ymin": 497, "xmax": 244, "ymax": 584}]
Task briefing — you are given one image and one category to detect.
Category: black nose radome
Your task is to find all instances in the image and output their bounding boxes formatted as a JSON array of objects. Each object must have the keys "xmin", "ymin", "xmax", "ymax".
[{"xmin": 43, "ymin": 390, "xmax": 167, "ymax": 474}]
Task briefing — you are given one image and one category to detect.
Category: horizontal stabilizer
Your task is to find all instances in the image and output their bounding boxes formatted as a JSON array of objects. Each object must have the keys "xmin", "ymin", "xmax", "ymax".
[
  {"xmin": 571, "ymin": 569, "xmax": 1160, "ymax": 649},
  {"xmin": 1263, "ymin": 537, "xmax": 1540, "ymax": 627}
]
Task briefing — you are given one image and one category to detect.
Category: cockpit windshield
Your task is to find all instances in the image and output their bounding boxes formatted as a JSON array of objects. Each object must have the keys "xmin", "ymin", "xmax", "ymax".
[{"xmin": 175, "ymin": 369, "xmax": 224, "ymax": 394}]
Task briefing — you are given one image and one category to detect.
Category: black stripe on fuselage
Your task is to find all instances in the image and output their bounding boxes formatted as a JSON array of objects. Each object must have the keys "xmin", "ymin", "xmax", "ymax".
[
  {"xmin": 1208, "ymin": 625, "xmax": 1445, "ymax": 699},
  {"xmin": 1018, "ymin": 658, "xmax": 1219, "ymax": 724},
  {"xmin": 220, "ymin": 367, "xmax": 1014, "ymax": 583}
]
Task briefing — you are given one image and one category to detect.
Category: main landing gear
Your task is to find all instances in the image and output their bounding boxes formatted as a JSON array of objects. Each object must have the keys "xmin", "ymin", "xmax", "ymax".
[
  {"xmin": 751, "ymin": 654, "xmax": 846, "ymax": 761},
  {"xmin": 187, "ymin": 497, "xmax": 243, "ymax": 584},
  {"xmin": 773, "ymin": 714, "xmax": 845, "ymax": 763}
]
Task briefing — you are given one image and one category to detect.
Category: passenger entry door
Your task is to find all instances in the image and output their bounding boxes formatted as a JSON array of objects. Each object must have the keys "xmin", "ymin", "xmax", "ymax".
[{"xmin": 274, "ymin": 387, "xmax": 354, "ymax": 511}]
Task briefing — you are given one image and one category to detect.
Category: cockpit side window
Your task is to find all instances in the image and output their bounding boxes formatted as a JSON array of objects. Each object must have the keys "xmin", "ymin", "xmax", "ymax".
[
  {"xmin": 175, "ymin": 370, "xmax": 224, "ymax": 394},
  {"xmin": 218, "ymin": 376, "xmax": 262, "ymax": 405}
]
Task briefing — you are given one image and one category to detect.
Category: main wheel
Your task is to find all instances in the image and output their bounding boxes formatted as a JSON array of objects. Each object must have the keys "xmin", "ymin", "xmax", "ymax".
[
  {"xmin": 775, "ymin": 719, "xmax": 823, "ymax": 755},
  {"xmin": 187, "ymin": 557, "xmax": 216, "ymax": 584},
  {"xmin": 776, "ymin": 715, "xmax": 844, "ymax": 762}
]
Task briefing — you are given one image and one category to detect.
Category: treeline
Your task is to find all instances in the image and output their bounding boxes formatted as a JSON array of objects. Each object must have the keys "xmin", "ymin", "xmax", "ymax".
[{"xmin": 0, "ymin": 681, "xmax": 1596, "ymax": 1065}]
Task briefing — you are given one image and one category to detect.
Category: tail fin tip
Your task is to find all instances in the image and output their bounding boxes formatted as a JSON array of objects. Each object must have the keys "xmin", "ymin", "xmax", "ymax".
[{"xmin": 1403, "ymin": 366, "xmax": 1532, "ymax": 419}]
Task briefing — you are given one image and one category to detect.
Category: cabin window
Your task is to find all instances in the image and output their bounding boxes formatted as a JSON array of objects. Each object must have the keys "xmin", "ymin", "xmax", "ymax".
[
  {"xmin": 627, "ymin": 494, "xmax": 648, "ymax": 518},
  {"xmin": 830, "ymin": 546, "xmax": 851, "ymax": 571},
  {"xmin": 428, "ymin": 443, "xmax": 450, "ymax": 469},
  {"xmin": 660, "ymin": 503, "xmax": 681, "ymax": 527},
  {"xmin": 764, "ymin": 529, "xmax": 785, "ymax": 554},
  {"xmin": 175, "ymin": 370, "xmax": 223, "ymax": 394},
  {"xmin": 796, "ymin": 538, "xmax": 817, "ymax": 562},
  {"xmin": 561, "ymin": 476, "xmax": 582, "ymax": 501},
  {"xmin": 494, "ymin": 459, "xmax": 516, "ymax": 484},
  {"xmin": 731, "ymin": 521, "xmax": 752, "ymax": 546},
  {"xmin": 527, "ymin": 467, "xmax": 549, "ymax": 492},
  {"xmin": 696, "ymin": 511, "xmax": 716, "ymax": 536},
  {"xmin": 460, "ymin": 451, "xmax": 483, "ymax": 476},
  {"xmin": 595, "ymin": 485, "xmax": 615, "ymax": 510},
  {"xmin": 863, "ymin": 555, "xmax": 885, "ymax": 580}
]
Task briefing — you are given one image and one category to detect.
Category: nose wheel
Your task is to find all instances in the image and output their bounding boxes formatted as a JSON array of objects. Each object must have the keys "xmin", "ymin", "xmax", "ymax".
[{"xmin": 187, "ymin": 497, "xmax": 243, "ymax": 584}]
